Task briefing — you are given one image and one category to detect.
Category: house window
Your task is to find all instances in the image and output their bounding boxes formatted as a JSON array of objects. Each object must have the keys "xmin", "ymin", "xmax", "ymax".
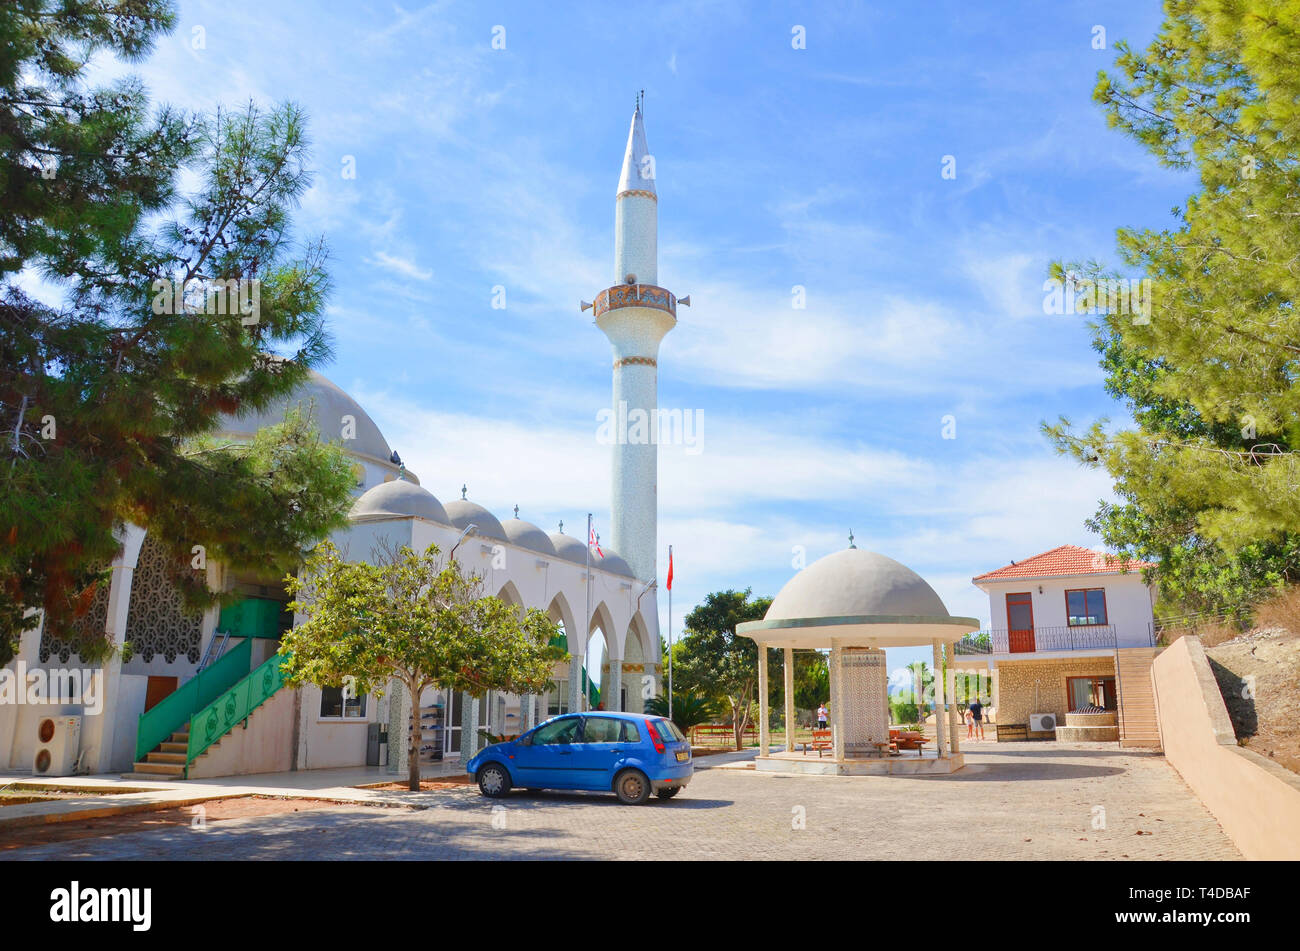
[
  {"xmin": 1067, "ymin": 676, "xmax": 1117, "ymax": 712},
  {"xmin": 319, "ymin": 685, "xmax": 367, "ymax": 719},
  {"xmin": 1065, "ymin": 588, "xmax": 1108, "ymax": 626}
]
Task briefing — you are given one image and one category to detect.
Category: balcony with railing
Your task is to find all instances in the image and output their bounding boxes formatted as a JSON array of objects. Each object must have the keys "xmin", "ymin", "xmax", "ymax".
[{"xmin": 953, "ymin": 625, "xmax": 1132, "ymax": 656}]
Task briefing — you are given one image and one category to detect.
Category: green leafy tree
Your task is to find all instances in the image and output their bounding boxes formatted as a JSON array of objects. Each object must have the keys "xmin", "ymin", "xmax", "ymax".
[
  {"xmin": 282, "ymin": 541, "xmax": 564, "ymax": 791},
  {"xmin": 1044, "ymin": 2, "xmax": 1300, "ymax": 614},
  {"xmin": 1, "ymin": 2, "xmax": 351, "ymax": 663},
  {"xmin": 645, "ymin": 692, "xmax": 717, "ymax": 737},
  {"xmin": 671, "ymin": 589, "xmax": 771, "ymax": 750}
]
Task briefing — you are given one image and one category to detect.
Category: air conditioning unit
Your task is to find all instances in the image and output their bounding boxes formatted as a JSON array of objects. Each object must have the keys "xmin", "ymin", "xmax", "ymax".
[
  {"xmin": 1029, "ymin": 713, "xmax": 1057, "ymax": 733},
  {"xmin": 33, "ymin": 716, "xmax": 81, "ymax": 776}
]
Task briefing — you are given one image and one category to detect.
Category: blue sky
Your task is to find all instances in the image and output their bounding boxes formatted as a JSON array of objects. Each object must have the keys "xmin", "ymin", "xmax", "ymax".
[{"xmin": 70, "ymin": 0, "xmax": 1190, "ymax": 678}]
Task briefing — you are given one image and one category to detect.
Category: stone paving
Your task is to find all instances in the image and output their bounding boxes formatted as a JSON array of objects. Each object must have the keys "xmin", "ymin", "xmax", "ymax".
[{"xmin": 0, "ymin": 744, "xmax": 1241, "ymax": 860}]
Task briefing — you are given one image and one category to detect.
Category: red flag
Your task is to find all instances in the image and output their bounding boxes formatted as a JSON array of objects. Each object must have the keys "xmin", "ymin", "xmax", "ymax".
[
  {"xmin": 589, "ymin": 525, "xmax": 604, "ymax": 557},
  {"xmin": 666, "ymin": 549, "xmax": 674, "ymax": 591}
]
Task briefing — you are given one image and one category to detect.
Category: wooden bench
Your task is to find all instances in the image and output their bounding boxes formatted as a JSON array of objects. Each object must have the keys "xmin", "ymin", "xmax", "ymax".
[
  {"xmin": 801, "ymin": 728, "xmax": 833, "ymax": 757},
  {"xmin": 996, "ymin": 723, "xmax": 1028, "ymax": 742},
  {"xmin": 890, "ymin": 730, "xmax": 930, "ymax": 753},
  {"xmin": 690, "ymin": 724, "xmax": 758, "ymax": 747}
]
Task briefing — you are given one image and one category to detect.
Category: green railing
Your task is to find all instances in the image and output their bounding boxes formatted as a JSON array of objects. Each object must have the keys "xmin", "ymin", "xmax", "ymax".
[
  {"xmin": 185, "ymin": 651, "xmax": 289, "ymax": 765},
  {"xmin": 135, "ymin": 639, "xmax": 253, "ymax": 762}
]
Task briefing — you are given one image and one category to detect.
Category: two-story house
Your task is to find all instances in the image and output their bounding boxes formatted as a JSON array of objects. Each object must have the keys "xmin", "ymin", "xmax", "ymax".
[{"xmin": 951, "ymin": 545, "xmax": 1161, "ymax": 747}]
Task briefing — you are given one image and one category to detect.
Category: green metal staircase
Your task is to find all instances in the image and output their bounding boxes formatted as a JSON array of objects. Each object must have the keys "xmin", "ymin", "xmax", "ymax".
[{"xmin": 131, "ymin": 644, "xmax": 289, "ymax": 779}]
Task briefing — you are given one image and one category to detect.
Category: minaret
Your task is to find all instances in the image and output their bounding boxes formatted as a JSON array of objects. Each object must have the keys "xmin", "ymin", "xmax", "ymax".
[{"xmin": 583, "ymin": 98, "xmax": 685, "ymax": 584}]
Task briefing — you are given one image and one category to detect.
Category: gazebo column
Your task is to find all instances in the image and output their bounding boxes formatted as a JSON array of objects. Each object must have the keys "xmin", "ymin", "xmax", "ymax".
[
  {"xmin": 783, "ymin": 647, "xmax": 795, "ymax": 753},
  {"xmin": 946, "ymin": 654, "xmax": 961, "ymax": 755},
  {"xmin": 931, "ymin": 640, "xmax": 946, "ymax": 759},
  {"xmin": 757, "ymin": 643, "xmax": 770, "ymax": 756},
  {"xmin": 830, "ymin": 640, "xmax": 845, "ymax": 761},
  {"xmin": 991, "ymin": 666, "xmax": 1000, "ymax": 723}
]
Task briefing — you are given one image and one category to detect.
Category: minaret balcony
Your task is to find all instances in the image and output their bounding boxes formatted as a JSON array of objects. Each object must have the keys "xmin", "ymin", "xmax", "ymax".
[{"xmin": 593, "ymin": 283, "xmax": 678, "ymax": 320}]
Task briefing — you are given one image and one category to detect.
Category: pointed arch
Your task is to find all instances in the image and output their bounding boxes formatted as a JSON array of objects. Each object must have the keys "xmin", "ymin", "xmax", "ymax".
[
  {"xmin": 624, "ymin": 613, "xmax": 649, "ymax": 665},
  {"xmin": 495, "ymin": 580, "xmax": 524, "ymax": 617},
  {"xmin": 546, "ymin": 591, "xmax": 577, "ymax": 643}
]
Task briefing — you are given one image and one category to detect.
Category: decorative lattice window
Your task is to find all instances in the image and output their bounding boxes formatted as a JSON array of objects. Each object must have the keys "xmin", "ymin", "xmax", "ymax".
[
  {"xmin": 124, "ymin": 536, "xmax": 204, "ymax": 664},
  {"xmin": 38, "ymin": 571, "xmax": 111, "ymax": 663}
]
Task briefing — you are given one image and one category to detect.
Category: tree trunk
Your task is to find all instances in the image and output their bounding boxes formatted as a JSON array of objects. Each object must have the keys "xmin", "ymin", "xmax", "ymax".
[{"xmin": 407, "ymin": 676, "xmax": 421, "ymax": 792}]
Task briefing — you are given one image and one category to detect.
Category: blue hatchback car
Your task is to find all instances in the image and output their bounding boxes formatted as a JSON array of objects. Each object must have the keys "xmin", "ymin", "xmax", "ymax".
[{"xmin": 466, "ymin": 712, "xmax": 693, "ymax": 804}]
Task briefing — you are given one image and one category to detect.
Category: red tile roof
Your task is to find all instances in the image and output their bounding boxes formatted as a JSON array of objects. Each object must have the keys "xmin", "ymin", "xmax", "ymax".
[{"xmin": 972, "ymin": 544, "xmax": 1155, "ymax": 584}]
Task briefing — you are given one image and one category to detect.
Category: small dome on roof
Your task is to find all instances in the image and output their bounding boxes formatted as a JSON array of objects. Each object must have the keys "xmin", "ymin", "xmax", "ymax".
[
  {"xmin": 502, "ymin": 517, "xmax": 557, "ymax": 556},
  {"xmin": 548, "ymin": 531, "xmax": 589, "ymax": 565},
  {"xmin": 350, "ymin": 479, "xmax": 448, "ymax": 524},
  {"xmin": 594, "ymin": 549, "xmax": 635, "ymax": 579},
  {"xmin": 767, "ymin": 548, "xmax": 951, "ymax": 621},
  {"xmin": 444, "ymin": 499, "xmax": 507, "ymax": 541}
]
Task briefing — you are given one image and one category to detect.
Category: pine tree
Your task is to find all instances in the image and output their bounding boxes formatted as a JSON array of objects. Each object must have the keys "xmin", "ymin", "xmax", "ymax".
[
  {"xmin": 1045, "ymin": 1, "xmax": 1300, "ymax": 614},
  {"xmin": 1, "ymin": 2, "xmax": 354, "ymax": 663}
]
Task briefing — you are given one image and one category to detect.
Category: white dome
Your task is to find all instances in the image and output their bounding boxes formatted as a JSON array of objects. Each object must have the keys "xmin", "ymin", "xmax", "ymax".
[
  {"xmin": 350, "ymin": 480, "xmax": 448, "ymax": 524},
  {"xmin": 594, "ymin": 549, "xmax": 635, "ymax": 579},
  {"xmin": 502, "ymin": 518, "xmax": 557, "ymax": 556},
  {"xmin": 767, "ymin": 548, "xmax": 951, "ymax": 621},
  {"xmin": 444, "ymin": 499, "xmax": 507, "ymax": 542},
  {"xmin": 217, "ymin": 369, "xmax": 393, "ymax": 464},
  {"xmin": 548, "ymin": 531, "xmax": 589, "ymax": 565}
]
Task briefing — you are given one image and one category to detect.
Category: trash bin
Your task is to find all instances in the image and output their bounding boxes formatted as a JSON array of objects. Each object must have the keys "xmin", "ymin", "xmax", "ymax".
[{"xmin": 378, "ymin": 726, "xmax": 388, "ymax": 767}]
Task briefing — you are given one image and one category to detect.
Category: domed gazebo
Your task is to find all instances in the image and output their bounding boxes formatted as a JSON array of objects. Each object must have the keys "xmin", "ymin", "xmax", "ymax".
[{"xmin": 737, "ymin": 545, "xmax": 979, "ymax": 775}]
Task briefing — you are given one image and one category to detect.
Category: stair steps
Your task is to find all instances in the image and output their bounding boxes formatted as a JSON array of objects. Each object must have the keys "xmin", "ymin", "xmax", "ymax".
[
  {"xmin": 1117, "ymin": 648, "xmax": 1162, "ymax": 749},
  {"xmin": 128, "ymin": 727, "xmax": 193, "ymax": 778}
]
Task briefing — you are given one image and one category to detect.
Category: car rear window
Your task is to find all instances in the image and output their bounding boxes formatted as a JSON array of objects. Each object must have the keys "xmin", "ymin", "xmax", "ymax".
[{"xmin": 653, "ymin": 718, "xmax": 686, "ymax": 742}]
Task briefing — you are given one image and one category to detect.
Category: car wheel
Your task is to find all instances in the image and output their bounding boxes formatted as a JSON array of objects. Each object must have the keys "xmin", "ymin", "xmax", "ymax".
[
  {"xmin": 477, "ymin": 762, "xmax": 511, "ymax": 798},
  {"xmin": 614, "ymin": 768, "xmax": 651, "ymax": 805},
  {"xmin": 656, "ymin": 786, "xmax": 681, "ymax": 800}
]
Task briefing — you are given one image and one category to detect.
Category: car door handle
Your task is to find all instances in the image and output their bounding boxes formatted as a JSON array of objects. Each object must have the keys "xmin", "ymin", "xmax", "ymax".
[
  {"xmin": 610, "ymin": 749, "xmax": 622, "ymax": 754},
  {"xmin": 558, "ymin": 751, "xmax": 573, "ymax": 755}
]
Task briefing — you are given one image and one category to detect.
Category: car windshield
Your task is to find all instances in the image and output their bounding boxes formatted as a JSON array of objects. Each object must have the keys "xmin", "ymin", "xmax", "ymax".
[{"xmin": 653, "ymin": 718, "xmax": 686, "ymax": 742}]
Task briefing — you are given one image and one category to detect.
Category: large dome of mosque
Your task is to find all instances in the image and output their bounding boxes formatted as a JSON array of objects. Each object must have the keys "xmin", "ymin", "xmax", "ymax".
[
  {"xmin": 216, "ymin": 369, "xmax": 393, "ymax": 464},
  {"xmin": 350, "ymin": 479, "xmax": 449, "ymax": 524},
  {"xmin": 766, "ymin": 548, "xmax": 953, "ymax": 621}
]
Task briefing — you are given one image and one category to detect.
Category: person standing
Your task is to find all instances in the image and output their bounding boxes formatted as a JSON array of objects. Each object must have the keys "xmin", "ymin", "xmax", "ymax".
[
  {"xmin": 968, "ymin": 698, "xmax": 985, "ymax": 740},
  {"xmin": 816, "ymin": 702, "xmax": 828, "ymax": 732}
]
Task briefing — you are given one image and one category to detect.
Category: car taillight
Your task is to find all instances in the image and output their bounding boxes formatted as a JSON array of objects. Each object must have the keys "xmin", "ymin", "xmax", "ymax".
[{"xmin": 645, "ymin": 719, "xmax": 666, "ymax": 753}]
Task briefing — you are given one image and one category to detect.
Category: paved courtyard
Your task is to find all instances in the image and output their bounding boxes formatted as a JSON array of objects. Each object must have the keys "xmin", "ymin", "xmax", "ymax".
[{"xmin": 1, "ymin": 744, "xmax": 1240, "ymax": 860}]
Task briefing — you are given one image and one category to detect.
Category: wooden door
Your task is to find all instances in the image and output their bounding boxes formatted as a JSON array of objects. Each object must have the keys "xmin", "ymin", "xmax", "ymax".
[
  {"xmin": 1006, "ymin": 593, "xmax": 1035, "ymax": 652},
  {"xmin": 144, "ymin": 676, "xmax": 178, "ymax": 712}
]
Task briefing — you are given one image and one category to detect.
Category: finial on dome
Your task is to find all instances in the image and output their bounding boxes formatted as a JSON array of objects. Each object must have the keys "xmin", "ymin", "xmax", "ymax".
[
  {"xmin": 461, "ymin": 483, "xmax": 467, "ymax": 500},
  {"xmin": 848, "ymin": 530, "xmax": 856, "ymax": 549},
  {"xmin": 558, "ymin": 519, "xmax": 564, "ymax": 534},
  {"xmin": 513, "ymin": 504, "xmax": 520, "ymax": 519}
]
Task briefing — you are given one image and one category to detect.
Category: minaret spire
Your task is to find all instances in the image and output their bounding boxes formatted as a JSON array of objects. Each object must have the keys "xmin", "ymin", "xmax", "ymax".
[{"xmin": 585, "ymin": 96, "xmax": 684, "ymax": 584}]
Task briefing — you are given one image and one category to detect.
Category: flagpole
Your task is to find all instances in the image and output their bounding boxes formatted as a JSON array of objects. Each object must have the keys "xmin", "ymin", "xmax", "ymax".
[
  {"xmin": 668, "ymin": 544, "xmax": 673, "ymax": 721},
  {"xmin": 584, "ymin": 512, "xmax": 592, "ymax": 714}
]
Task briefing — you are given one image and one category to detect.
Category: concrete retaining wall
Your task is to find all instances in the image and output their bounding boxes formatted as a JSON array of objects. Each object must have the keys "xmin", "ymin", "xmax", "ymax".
[{"xmin": 1153, "ymin": 636, "xmax": 1300, "ymax": 860}]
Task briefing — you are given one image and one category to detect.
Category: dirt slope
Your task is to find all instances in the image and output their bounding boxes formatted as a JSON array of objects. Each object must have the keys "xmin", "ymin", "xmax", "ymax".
[{"xmin": 1204, "ymin": 627, "xmax": 1300, "ymax": 776}]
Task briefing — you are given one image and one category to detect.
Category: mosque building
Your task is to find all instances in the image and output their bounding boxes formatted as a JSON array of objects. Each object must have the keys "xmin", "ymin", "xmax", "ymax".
[{"xmin": 2, "ymin": 103, "xmax": 673, "ymax": 779}]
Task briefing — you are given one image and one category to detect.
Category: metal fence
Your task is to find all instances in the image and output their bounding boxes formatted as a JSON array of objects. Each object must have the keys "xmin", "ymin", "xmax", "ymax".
[{"xmin": 953, "ymin": 625, "xmax": 1147, "ymax": 655}]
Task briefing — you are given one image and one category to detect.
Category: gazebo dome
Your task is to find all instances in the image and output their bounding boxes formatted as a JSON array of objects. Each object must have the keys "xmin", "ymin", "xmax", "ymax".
[
  {"xmin": 444, "ymin": 499, "xmax": 507, "ymax": 541},
  {"xmin": 548, "ymin": 531, "xmax": 589, "ymax": 565},
  {"xmin": 217, "ymin": 369, "xmax": 394, "ymax": 464},
  {"xmin": 767, "ymin": 548, "xmax": 950, "ymax": 621},
  {"xmin": 349, "ymin": 479, "xmax": 448, "ymax": 524},
  {"xmin": 502, "ymin": 517, "xmax": 557, "ymax": 556}
]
